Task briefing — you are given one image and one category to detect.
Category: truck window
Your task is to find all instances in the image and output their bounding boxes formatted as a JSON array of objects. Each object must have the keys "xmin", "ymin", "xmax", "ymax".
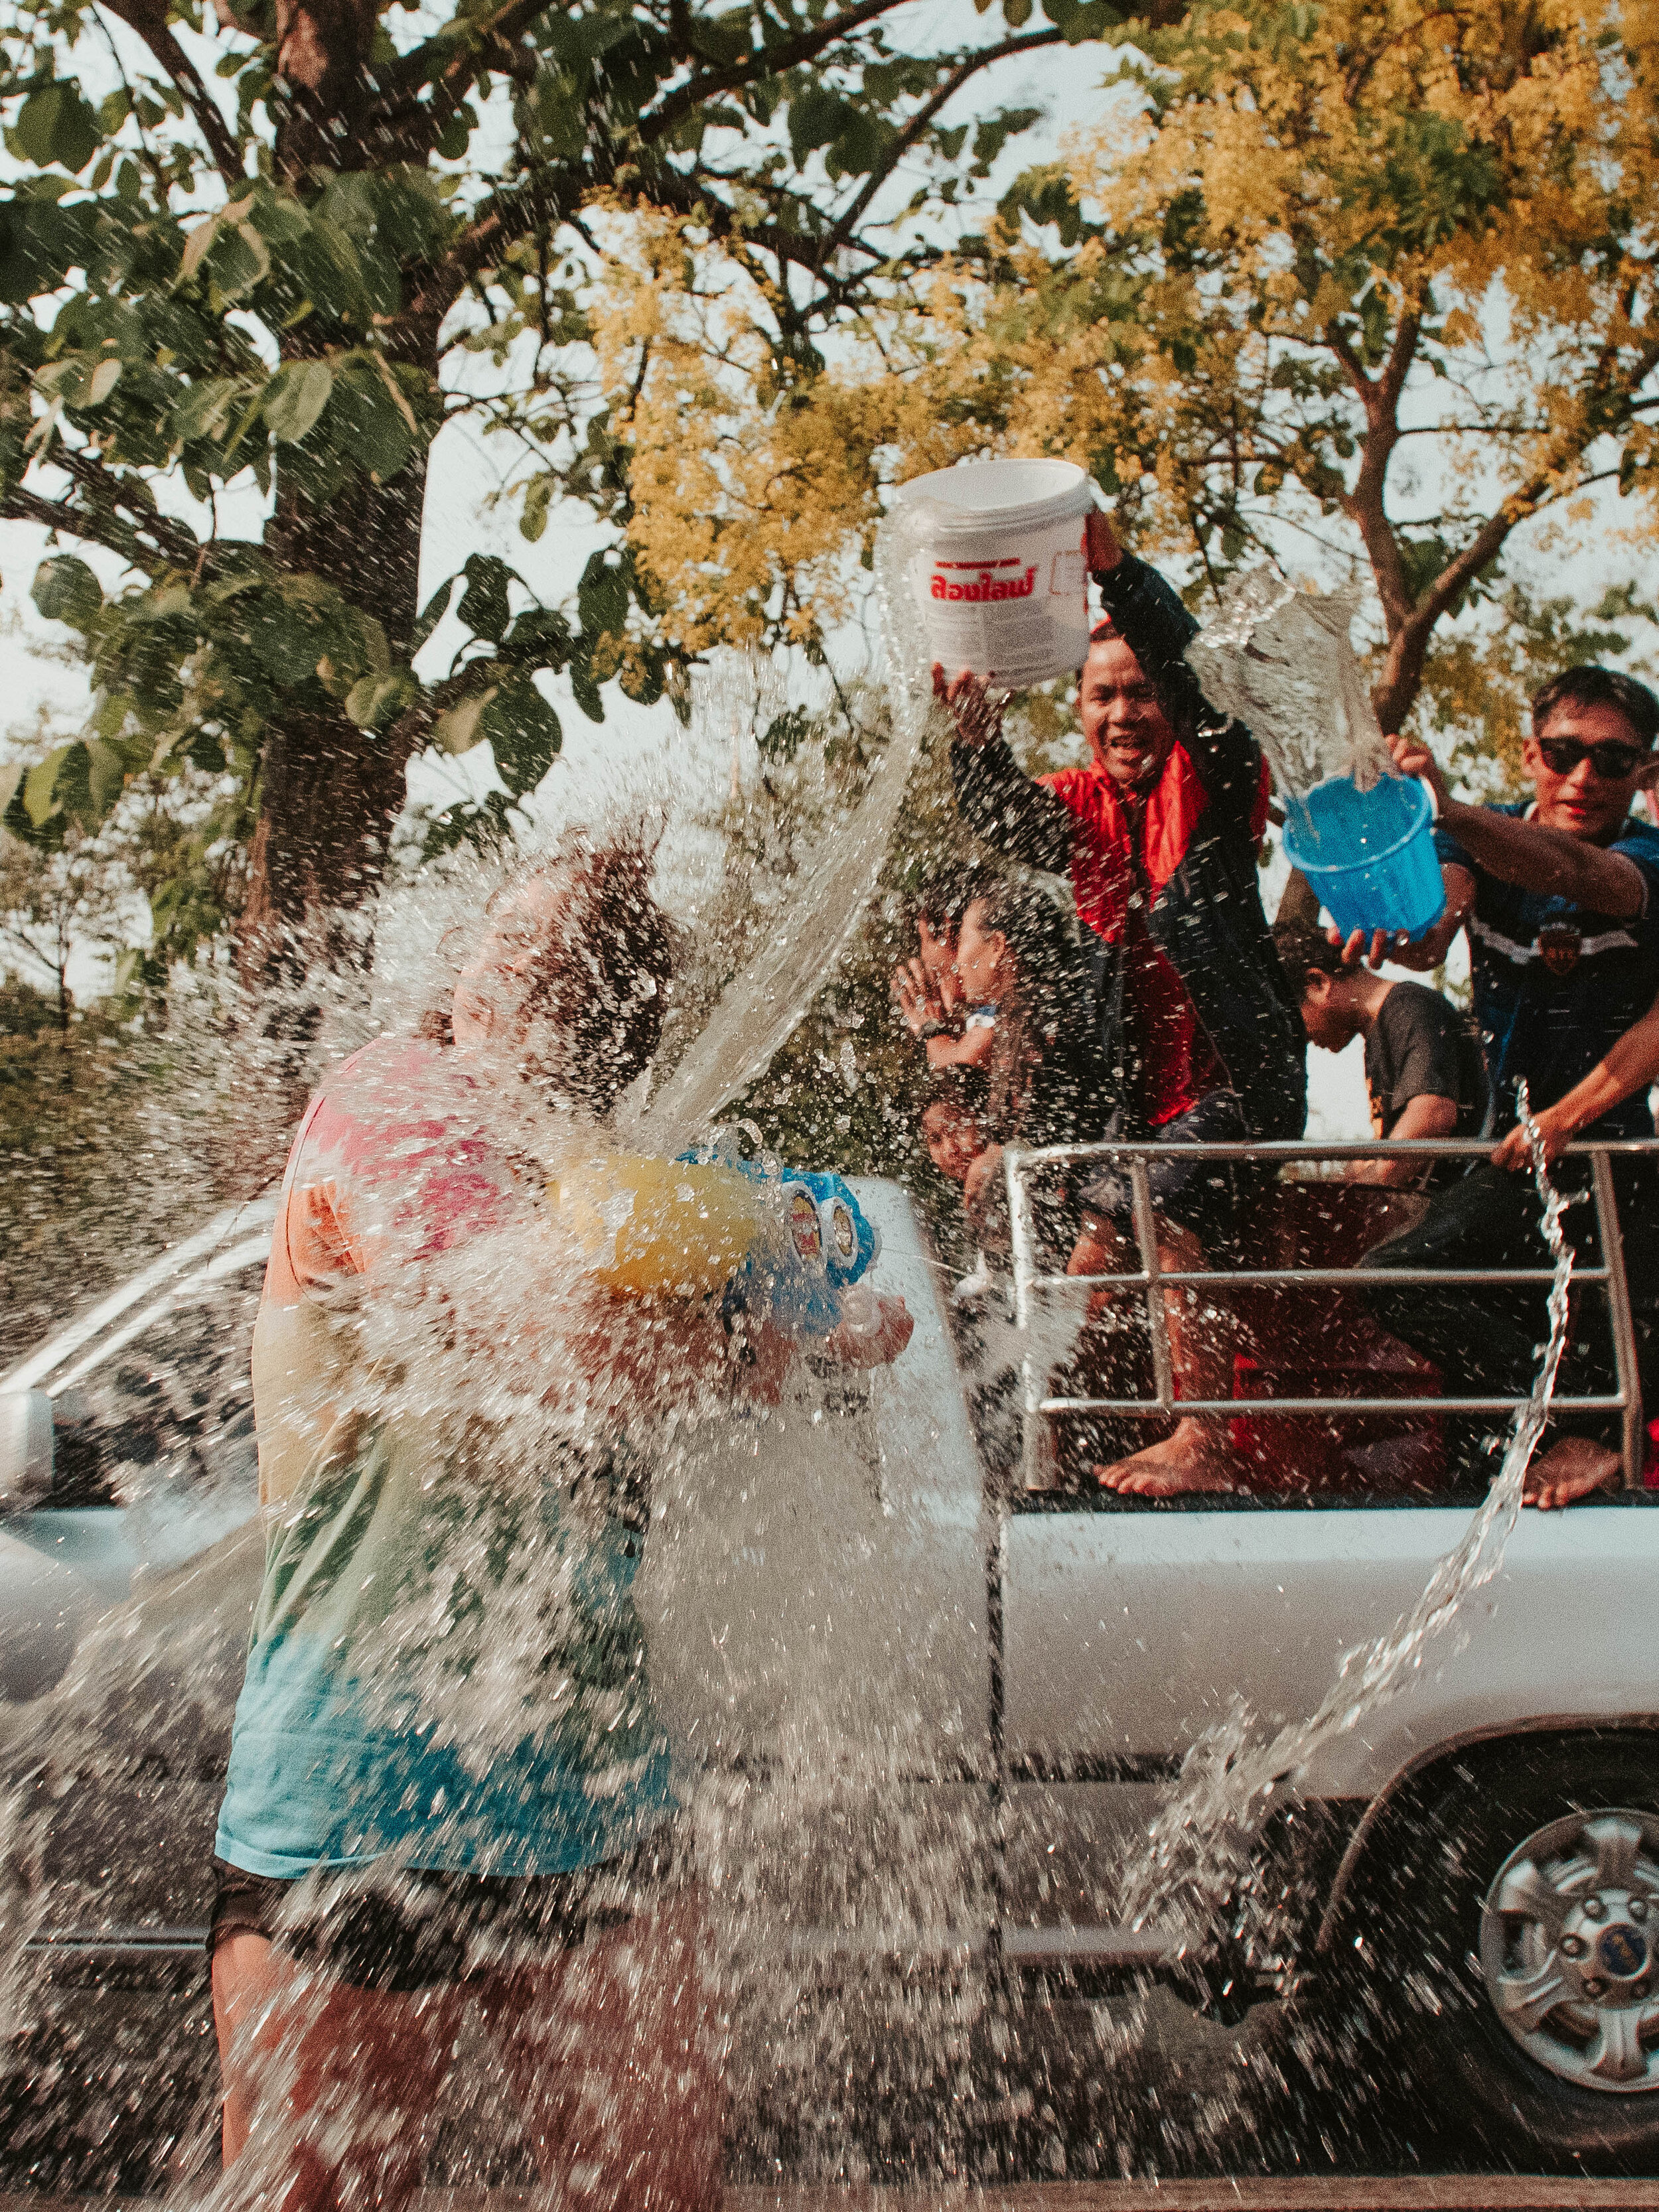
[{"xmin": 44, "ymin": 1278, "xmax": 260, "ymax": 1511}]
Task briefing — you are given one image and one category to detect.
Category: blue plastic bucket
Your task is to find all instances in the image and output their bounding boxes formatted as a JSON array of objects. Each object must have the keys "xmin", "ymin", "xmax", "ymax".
[{"xmin": 1281, "ymin": 772, "xmax": 1445, "ymax": 941}]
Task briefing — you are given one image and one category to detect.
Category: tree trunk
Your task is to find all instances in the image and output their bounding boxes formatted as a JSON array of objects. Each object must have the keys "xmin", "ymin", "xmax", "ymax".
[{"xmin": 237, "ymin": 450, "xmax": 431, "ymax": 985}]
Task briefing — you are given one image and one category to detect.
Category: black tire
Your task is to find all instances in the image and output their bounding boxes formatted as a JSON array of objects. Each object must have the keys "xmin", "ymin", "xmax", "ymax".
[{"xmin": 1329, "ymin": 1731, "xmax": 1659, "ymax": 2172}]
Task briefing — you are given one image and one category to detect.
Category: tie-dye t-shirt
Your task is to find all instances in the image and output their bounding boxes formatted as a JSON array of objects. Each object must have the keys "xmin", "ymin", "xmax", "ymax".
[{"xmin": 214, "ymin": 1037, "xmax": 675, "ymax": 1880}]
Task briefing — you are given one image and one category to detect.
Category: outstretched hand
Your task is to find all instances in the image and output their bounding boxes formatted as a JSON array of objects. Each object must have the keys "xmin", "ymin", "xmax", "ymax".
[
  {"xmin": 1386, "ymin": 730, "xmax": 1449, "ymax": 811},
  {"xmin": 931, "ymin": 663, "xmax": 1009, "ymax": 750},
  {"xmin": 892, "ymin": 956, "xmax": 946, "ymax": 1038},
  {"xmin": 826, "ymin": 1292, "xmax": 914, "ymax": 1369},
  {"xmin": 1491, "ymin": 1105, "xmax": 1573, "ymax": 1174}
]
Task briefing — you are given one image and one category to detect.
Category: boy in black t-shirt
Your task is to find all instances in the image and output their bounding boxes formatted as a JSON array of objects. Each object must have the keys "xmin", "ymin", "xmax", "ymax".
[{"xmin": 1274, "ymin": 926, "xmax": 1488, "ymax": 1188}]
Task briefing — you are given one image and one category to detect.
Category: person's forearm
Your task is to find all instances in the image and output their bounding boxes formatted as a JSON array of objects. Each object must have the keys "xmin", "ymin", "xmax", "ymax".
[
  {"xmin": 1539, "ymin": 1020, "xmax": 1659, "ymax": 1142},
  {"xmin": 1347, "ymin": 1094, "xmax": 1459, "ymax": 1184},
  {"xmin": 1347, "ymin": 1153, "xmax": 1426, "ymax": 1188},
  {"xmin": 951, "ymin": 738, "xmax": 1073, "ymax": 872},
  {"xmin": 1439, "ymin": 799, "xmax": 1646, "ymax": 917}
]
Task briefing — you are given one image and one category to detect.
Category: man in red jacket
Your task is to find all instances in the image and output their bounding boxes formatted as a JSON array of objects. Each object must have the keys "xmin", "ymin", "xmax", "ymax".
[{"xmin": 935, "ymin": 510, "xmax": 1305, "ymax": 1495}]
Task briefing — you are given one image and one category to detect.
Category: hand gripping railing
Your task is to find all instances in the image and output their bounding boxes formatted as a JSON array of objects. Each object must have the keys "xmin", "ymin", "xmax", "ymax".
[{"xmin": 1005, "ymin": 1137, "xmax": 1658, "ymax": 1495}]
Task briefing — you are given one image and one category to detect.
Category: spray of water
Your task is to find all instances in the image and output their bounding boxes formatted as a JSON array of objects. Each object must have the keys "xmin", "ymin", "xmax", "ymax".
[
  {"xmin": 0, "ymin": 488, "xmax": 1607, "ymax": 2196},
  {"xmin": 1117, "ymin": 1085, "xmax": 1573, "ymax": 1973}
]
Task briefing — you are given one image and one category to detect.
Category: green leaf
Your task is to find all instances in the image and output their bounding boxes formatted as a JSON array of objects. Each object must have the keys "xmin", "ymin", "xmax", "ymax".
[
  {"xmin": 481, "ymin": 676, "xmax": 561, "ymax": 796},
  {"xmin": 569, "ymin": 661, "xmax": 604, "ymax": 724},
  {"xmin": 789, "ymin": 86, "xmax": 851, "ymax": 166},
  {"xmin": 457, "ymin": 553, "xmax": 514, "ymax": 644},
  {"xmin": 31, "ymin": 555, "xmax": 103, "ymax": 630},
  {"xmin": 16, "ymin": 85, "xmax": 103, "ymax": 176},
  {"xmin": 178, "ymin": 215, "xmax": 220, "ymax": 283},
  {"xmin": 173, "ymin": 376, "xmax": 241, "ymax": 446},
  {"xmin": 503, "ymin": 603, "xmax": 572, "ymax": 669},
  {"xmin": 85, "ymin": 736, "xmax": 125, "ymax": 818},
  {"xmin": 431, "ymin": 689, "xmax": 493, "ymax": 756},
  {"xmin": 577, "ymin": 549, "xmax": 630, "ymax": 639},
  {"xmin": 345, "ymin": 671, "xmax": 418, "ymax": 728},
  {"xmin": 23, "ymin": 744, "xmax": 75, "ymax": 826},
  {"xmin": 84, "ymin": 356, "xmax": 121, "ymax": 407},
  {"xmin": 263, "ymin": 359, "xmax": 334, "ymax": 444},
  {"xmin": 207, "ymin": 220, "xmax": 271, "ymax": 302},
  {"xmin": 521, "ymin": 475, "xmax": 552, "ymax": 543},
  {"xmin": 409, "ymin": 576, "xmax": 457, "ymax": 659}
]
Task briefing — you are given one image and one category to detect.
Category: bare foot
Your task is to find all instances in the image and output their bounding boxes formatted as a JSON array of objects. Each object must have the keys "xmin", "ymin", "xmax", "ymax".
[
  {"xmin": 1096, "ymin": 1418, "xmax": 1237, "ymax": 1497},
  {"xmin": 1523, "ymin": 1435, "xmax": 1621, "ymax": 1511}
]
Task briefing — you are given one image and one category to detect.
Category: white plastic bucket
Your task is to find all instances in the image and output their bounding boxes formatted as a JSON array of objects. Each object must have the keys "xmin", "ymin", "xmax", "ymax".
[{"xmin": 894, "ymin": 458, "xmax": 1097, "ymax": 687}]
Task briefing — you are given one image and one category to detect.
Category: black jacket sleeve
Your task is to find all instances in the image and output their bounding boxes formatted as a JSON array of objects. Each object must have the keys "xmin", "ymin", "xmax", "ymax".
[
  {"xmin": 950, "ymin": 735, "xmax": 1074, "ymax": 874},
  {"xmin": 1096, "ymin": 553, "xmax": 1263, "ymax": 839}
]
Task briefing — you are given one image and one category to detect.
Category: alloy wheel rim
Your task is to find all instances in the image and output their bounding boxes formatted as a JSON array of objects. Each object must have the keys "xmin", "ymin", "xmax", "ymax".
[{"xmin": 1479, "ymin": 1807, "xmax": 1659, "ymax": 2095}]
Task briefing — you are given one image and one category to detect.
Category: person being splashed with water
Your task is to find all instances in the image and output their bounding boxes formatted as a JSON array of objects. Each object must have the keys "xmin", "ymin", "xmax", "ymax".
[
  {"xmin": 208, "ymin": 836, "xmax": 912, "ymax": 2212},
  {"xmin": 934, "ymin": 509, "xmax": 1305, "ymax": 1496}
]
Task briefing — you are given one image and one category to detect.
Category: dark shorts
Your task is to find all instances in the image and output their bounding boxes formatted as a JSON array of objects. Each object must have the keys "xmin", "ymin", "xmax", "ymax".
[
  {"xmin": 208, "ymin": 1829, "xmax": 684, "ymax": 1994},
  {"xmin": 1076, "ymin": 1089, "xmax": 1250, "ymax": 1251}
]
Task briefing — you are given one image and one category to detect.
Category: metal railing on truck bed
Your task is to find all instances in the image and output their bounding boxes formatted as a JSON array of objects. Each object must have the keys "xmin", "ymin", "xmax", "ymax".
[{"xmin": 1005, "ymin": 1135, "xmax": 1659, "ymax": 1495}]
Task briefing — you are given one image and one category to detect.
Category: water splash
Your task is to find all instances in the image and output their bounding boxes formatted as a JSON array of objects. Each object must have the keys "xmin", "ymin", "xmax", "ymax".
[
  {"xmin": 1118, "ymin": 1085, "xmax": 1573, "ymax": 1972},
  {"xmin": 1186, "ymin": 571, "xmax": 1392, "ymax": 801},
  {"xmin": 626, "ymin": 520, "xmax": 937, "ymax": 1156}
]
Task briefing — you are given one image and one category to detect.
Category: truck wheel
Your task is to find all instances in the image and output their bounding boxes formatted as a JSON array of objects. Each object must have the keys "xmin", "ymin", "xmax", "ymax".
[{"xmin": 1344, "ymin": 1736, "xmax": 1659, "ymax": 2169}]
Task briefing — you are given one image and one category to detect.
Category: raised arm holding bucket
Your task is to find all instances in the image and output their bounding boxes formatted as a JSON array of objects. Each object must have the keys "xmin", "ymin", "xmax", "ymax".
[{"xmin": 930, "ymin": 498, "xmax": 1305, "ymax": 1499}]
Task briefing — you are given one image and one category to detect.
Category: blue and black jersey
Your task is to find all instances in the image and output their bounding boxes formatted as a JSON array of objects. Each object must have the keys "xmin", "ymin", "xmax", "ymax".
[{"xmin": 1433, "ymin": 805, "xmax": 1659, "ymax": 1138}]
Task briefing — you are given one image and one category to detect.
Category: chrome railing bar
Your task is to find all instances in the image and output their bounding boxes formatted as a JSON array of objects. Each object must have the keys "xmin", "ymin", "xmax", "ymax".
[
  {"xmin": 1005, "ymin": 1135, "xmax": 1654, "ymax": 1489},
  {"xmin": 1027, "ymin": 1265, "xmax": 1607, "ymax": 1292},
  {"xmin": 1011, "ymin": 1136, "xmax": 1659, "ymax": 1166},
  {"xmin": 1127, "ymin": 1158, "xmax": 1175, "ymax": 1412},
  {"xmin": 1589, "ymin": 1150, "xmax": 1645, "ymax": 1492},
  {"xmin": 1005, "ymin": 1146, "xmax": 1056, "ymax": 1491},
  {"xmin": 1038, "ymin": 1393, "xmax": 1627, "ymax": 1419}
]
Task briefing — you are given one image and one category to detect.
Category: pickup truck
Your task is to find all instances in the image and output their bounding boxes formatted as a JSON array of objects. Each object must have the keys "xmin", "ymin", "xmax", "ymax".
[{"xmin": 1, "ymin": 1140, "xmax": 1656, "ymax": 2187}]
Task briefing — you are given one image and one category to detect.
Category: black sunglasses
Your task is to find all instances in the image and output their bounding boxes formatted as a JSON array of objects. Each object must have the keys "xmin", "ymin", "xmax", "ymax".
[{"xmin": 1536, "ymin": 735, "xmax": 1654, "ymax": 781}]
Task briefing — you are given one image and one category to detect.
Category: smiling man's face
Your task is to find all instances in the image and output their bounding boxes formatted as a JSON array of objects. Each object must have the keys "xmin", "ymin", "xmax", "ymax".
[
  {"xmin": 1078, "ymin": 636, "xmax": 1179, "ymax": 790},
  {"xmin": 1522, "ymin": 701, "xmax": 1657, "ymax": 844}
]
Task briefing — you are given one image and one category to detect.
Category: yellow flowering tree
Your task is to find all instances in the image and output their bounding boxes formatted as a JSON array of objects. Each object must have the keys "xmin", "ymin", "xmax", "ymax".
[{"xmin": 599, "ymin": 0, "xmax": 1659, "ymax": 741}]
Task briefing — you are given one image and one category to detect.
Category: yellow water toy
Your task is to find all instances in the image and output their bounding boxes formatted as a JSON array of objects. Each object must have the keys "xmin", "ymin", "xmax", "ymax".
[
  {"xmin": 550, "ymin": 1154, "xmax": 768, "ymax": 1300},
  {"xmin": 549, "ymin": 1144, "xmax": 881, "ymax": 1333}
]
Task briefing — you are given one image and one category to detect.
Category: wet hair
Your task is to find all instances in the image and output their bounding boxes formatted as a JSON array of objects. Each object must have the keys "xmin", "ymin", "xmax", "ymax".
[
  {"xmin": 501, "ymin": 837, "xmax": 672, "ymax": 1107},
  {"xmin": 1272, "ymin": 921, "xmax": 1348, "ymax": 995},
  {"xmin": 1531, "ymin": 665, "xmax": 1659, "ymax": 752},
  {"xmin": 914, "ymin": 863, "xmax": 1007, "ymax": 946},
  {"xmin": 959, "ymin": 870, "xmax": 1074, "ymax": 987}
]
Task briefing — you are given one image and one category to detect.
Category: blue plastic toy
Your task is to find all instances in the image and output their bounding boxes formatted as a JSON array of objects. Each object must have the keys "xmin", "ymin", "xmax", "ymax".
[{"xmin": 675, "ymin": 1136, "xmax": 882, "ymax": 1340}]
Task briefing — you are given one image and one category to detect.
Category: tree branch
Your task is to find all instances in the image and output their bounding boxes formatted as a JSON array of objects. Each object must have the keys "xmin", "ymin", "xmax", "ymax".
[
  {"xmin": 94, "ymin": 0, "xmax": 247, "ymax": 188},
  {"xmin": 636, "ymin": 0, "xmax": 905, "ymax": 148},
  {"xmin": 414, "ymin": 152, "xmax": 878, "ymax": 335},
  {"xmin": 50, "ymin": 445, "xmax": 204, "ymax": 571},
  {"xmin": 0, "ymin": 478, "xmax": 196, "ymax": 578},
  {"xmin": 816, "ymin": 26, "xmax": 1063, "ymax": 269},
  {"xmin": 360, "ymin": 0, "xmax": 569, "ymax": 163},
  {"xmin": 1327, "ymin": 311, "xmax": 1418, "ymax": 638}
]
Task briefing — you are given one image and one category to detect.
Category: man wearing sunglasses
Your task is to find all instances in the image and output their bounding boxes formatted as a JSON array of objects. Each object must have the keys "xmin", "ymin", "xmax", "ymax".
[{"xmin": 1349, "ymin": 665, "xmax": 1659, "ymax": 1506}]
